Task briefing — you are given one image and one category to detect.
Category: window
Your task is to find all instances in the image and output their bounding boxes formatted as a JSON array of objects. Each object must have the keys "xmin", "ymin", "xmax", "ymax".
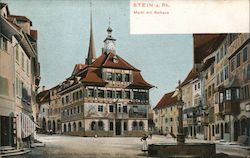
[
  {"xmin": 116, "ymin": 91, "xmax": 122, "ymax": 99},
  {"xmin": 194, "ymin": 84, "xmax": 197, "ymax": 90},
  {"xmin": 220, "ymin": 47, "xmax": 223, "ymax": 60},
  {"xmin": 170, "ymin": 118, "xmax": 173, "ymax": 122},
  {"xmin": 165, "ymin": 118, "xmax": 168, "ymax": 123},
  {"xmin": 210, "ymin": 64, "xmax": 214, "ymax": 75},
  {"xmin": 77, "ymin": 106, "xmax": 80, "ymax": 113},
  {"xmin": 236, "ymin": 53, "xmax": 241, "ymax": 67},
  {"xmin": 88, "ymin": 89, "xmax": 94, "ymax": 97},
  {"xmin": 123, "ymin": 106, "xmax": 127, "ymax": 113},
  {"xmin": 225, "ymin": 89, "xmax": 231, "ymax": 100},
  {"xmin": 139, "ymin": 121, "xmax": 144, "ymax": 130},
  {"xmin": 219, "ymin": 92, "xmax": 224, "ymax": 103},
  {"xmin": 107, "ymin": 90, "xmax": 112, "ymax": 98},
  {"xmin": 231, "ymin": 58, "xmax": 235, "ymax": 71},
  {"xmin": 109, "ymin": 122, "xmax": 113, "ymax": 130},
  {"xmin": 79, "ymin": 90, "xmax": 83, "ymax": 98},
  {"xmin": 216, "ymin": 74, "xmax": 220, "ymax": 85},
  {"xmin": 66, "ymin": 96, "xmax": 69, "ymax": 103},
  {"xmin": 224, "ymin": 66, "xmax": 229, "ymax": 80},
  {"xmin": 198, "ymin": 83, "xmax": 200, "ymax": 89},
  {"xmin": 109, "ymin": 105, "xmax": 114, "ymax": 112},
  {"xmin": 91, "ymin": 121, "xmax": 96, "ymax": 130},
  {"xmin": 216, "ymin": 52, "xmax": 220, "ymax": 63},
  {"xmin": 0, "ymin": 36, "xmax": 7, "ymax": 51},
  {"xmin": 125, "ymin": 74, "xmax": 130, "ymax": 82},
  {"xmin": 43, "ymin": 108, "xmax": 45, "ymax": 112},
  {"xmin": 220, "ymin": 71, "xmax": 224, "ymax": 83},
  {"xmin": 243, "ymin": 47, "xmax": 248, "ymax": 62},
  {"xmin": 125, "ymin": 91, "xmax": 130, "ymax": 99},
  {"xmin": 132, "ymin": 121, "xmax": 138, "ymax": 130},
  {"xmin": 98, "ymin": 105, "xmax": 103, "ymax": 112},
  {"xmin": 124, "ymin": 122, "xmax": 127, "ymax": 131},
  {"xmin": 76, "ymin": 91, "xmax": 79, "ymax": 100},
  {"xmin": 116, "ymin": 73, "xmax": 122, "ymax": 81},
  {"xmin": 224, "ymin": 43, "xmax": 227, "ymax": 55},
  {"xmin": 106, "ymin": 72, "xmax": 112, "ymax": 81},
  {"xmin": 98, "ymin": 89, "xmax": 104, "ymax": 98},
  {"xmin": 98, "ymin": 121, "xmax": 104, "ymax": 130},
  {"xmin": 60, "ymin": 97, "xmax": 64, "ymax": 105}
]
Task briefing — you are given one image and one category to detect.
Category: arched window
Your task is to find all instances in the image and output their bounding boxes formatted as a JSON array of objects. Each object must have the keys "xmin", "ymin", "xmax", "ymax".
[
  {"xmin": 98, "ymin": 121, "xmax": 104, "ymax": 130},
  {"xmin": 48, "ymin": 120, "xmax": 51, "ymax": 130},
  {"xmin": 91, "ymin": 121, "xmax": 96, "ymax": 130},
  {"xmin": 78, "ymin": 122, "xmax": 82, "ymax": 131},
  {"xmin": 132, "ymin": 121, "xmax": 138, "ymax": 130},
  {"xmin": 64, "ymin": 124, "xmax": 66, "ymax": 133},
  {"xmin": 73, "ymin": 122, "xmax": 76, "ymax": 132},
  {"xmin": 68, "ymin": 123, "xmax": 71, "ymax": 132},
  {"xmin": 139, "ymin": 121, "xmax": 144, "ymax": 130}
]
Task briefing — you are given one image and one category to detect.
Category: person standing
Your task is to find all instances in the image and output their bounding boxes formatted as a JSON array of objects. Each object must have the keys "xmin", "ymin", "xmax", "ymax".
[{"xmin": 141, "ymin": 134, "xmax": 148, "ymax": 152}]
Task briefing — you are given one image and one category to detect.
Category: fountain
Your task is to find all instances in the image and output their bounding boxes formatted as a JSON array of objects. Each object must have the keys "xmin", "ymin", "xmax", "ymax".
[{"xmin": 148, "ymin": 81, "xmax": 216, "ymax": 158}]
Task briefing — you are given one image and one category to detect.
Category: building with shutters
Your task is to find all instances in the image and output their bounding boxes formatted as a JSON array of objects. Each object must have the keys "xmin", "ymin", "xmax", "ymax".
[{"xmin": 0, "ymin": 3, "xmax": 40, "ymax": 148}]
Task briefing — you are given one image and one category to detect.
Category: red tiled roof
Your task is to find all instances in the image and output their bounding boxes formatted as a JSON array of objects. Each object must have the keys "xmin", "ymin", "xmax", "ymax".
[
  {"xmin": 72, "ymin": 64, "xmax": 88, "ymax": 75},
  {"xmin": 193, "ymin": 34, "xmax": 227, "ymax": 63},
  {"xmin": 128, "ymin": 71, "xmax": 153, "ymax": 89},
  {"xmin": 154, "ymin": 91, "xmax": 177, "ymax": 110},
  {"xmin": 36, "ymin": 90, "xmax": 50, "ymax": 104},
  {"xmin": 81, "ymin": 68, "xmax": 107, "ymax": 86},
  {"xmin": 91, "ymin": 52, "xmax": 139, "ymax": 70},
  {"xmin": 181, "ymin": 68, "xmax": 198, "ymax": 86}
]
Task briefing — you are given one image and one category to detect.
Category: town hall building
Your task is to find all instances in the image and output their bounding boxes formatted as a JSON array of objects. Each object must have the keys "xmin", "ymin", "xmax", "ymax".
[{"xmin": 38, "ymin": 16, "xmax": 153, "ymax": 136}]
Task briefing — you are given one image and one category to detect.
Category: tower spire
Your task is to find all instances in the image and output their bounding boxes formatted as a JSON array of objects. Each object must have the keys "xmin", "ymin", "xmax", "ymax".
[
  {"xmin": 85, "ymin": 0, "xmax": 96, "ymax": 65},
  {"xmin": 103, "ymin": 17, "xmax": 116, "ymax": 54}
]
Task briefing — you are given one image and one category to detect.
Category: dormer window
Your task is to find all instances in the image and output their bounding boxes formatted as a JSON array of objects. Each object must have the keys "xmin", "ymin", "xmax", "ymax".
[
  {"xmin": 113, "ymin": 55, "xmax": 118, "ymax": 63},
  {"xmin": 125, "ymin": 74, "xmax": 130, "ymax": 82}
]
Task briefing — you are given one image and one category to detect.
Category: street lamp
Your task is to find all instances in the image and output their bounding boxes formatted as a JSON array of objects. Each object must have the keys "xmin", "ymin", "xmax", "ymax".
[{"xmin": 176, "ymin": 80, "xmax": 185, "ymax": 145}]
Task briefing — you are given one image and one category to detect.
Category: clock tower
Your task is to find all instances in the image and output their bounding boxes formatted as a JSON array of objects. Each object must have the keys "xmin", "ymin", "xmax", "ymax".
[{"xmin": 103, "ymin": 24, "xmax": 116, "ymax": 54}]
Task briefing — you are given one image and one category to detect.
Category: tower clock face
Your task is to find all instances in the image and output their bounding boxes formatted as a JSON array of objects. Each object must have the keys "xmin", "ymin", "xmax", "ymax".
[{"xmin": 106, "ymin": 40, "xmax": 115, "ymax": 50}]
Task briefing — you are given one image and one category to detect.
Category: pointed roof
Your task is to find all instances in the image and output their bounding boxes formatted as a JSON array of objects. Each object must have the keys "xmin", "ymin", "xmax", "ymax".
[
  {"xmin": 127, "ymin": 71, "xmax": 154, "ymax": 89},
  {"xmin": 181, "ymin": 68, "xmax": 198, "ymax": 87},
  {"xmin": 91, "ymin": 52, "xmax": 139, "ymax": 70},
  {"xmin": 85, "ymin": 3, "xmax": 96, "ymax": 65},
  {"xmin": 72, "ymin": 64, "xmax": 88, "ymax": 75},
  {"xmin": 154, "ymin": 91, "xmax": 178, "ymax": 110},
  {"xmin": 80, "ymin": 67, "xmax": 107, "ymax": 86}
]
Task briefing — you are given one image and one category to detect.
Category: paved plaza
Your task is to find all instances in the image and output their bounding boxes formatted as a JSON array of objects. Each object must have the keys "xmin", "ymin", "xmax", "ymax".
[{"xmin": 9, "ymin": 134, "xmax": 250, "ymax": 158}]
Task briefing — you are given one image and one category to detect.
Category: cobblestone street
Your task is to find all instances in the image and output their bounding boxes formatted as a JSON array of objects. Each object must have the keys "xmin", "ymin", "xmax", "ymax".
[{"xmin": 8, "ymin": 134, "xmax": 250, "ymax": 158}]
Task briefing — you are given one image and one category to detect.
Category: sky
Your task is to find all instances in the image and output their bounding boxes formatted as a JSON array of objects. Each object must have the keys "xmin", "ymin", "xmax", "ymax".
[{"xmin": 4, "ymin": 0, "xmax": 193, "ymax": 107}]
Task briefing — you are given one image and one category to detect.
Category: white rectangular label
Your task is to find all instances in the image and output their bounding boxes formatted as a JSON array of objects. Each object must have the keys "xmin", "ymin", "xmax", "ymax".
[{"xmin": 130, "ymin": 0, "xmax": 250, "ymax": 34}]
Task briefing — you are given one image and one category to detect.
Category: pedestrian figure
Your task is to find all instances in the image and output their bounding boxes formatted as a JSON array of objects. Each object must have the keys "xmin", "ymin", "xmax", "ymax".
[
  {"xmin": 141, "ymin": 134, "xmax": 148, "ymax": 152},
  {"xmin": 149, "ymin": 132, "xmax": 152, "ymax": 139}
]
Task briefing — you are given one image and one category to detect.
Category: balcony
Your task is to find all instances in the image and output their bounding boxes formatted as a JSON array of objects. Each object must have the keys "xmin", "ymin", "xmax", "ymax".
[{"xmin": 223, "ymin": 100, "xmax": 240, "ymax": 115}]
